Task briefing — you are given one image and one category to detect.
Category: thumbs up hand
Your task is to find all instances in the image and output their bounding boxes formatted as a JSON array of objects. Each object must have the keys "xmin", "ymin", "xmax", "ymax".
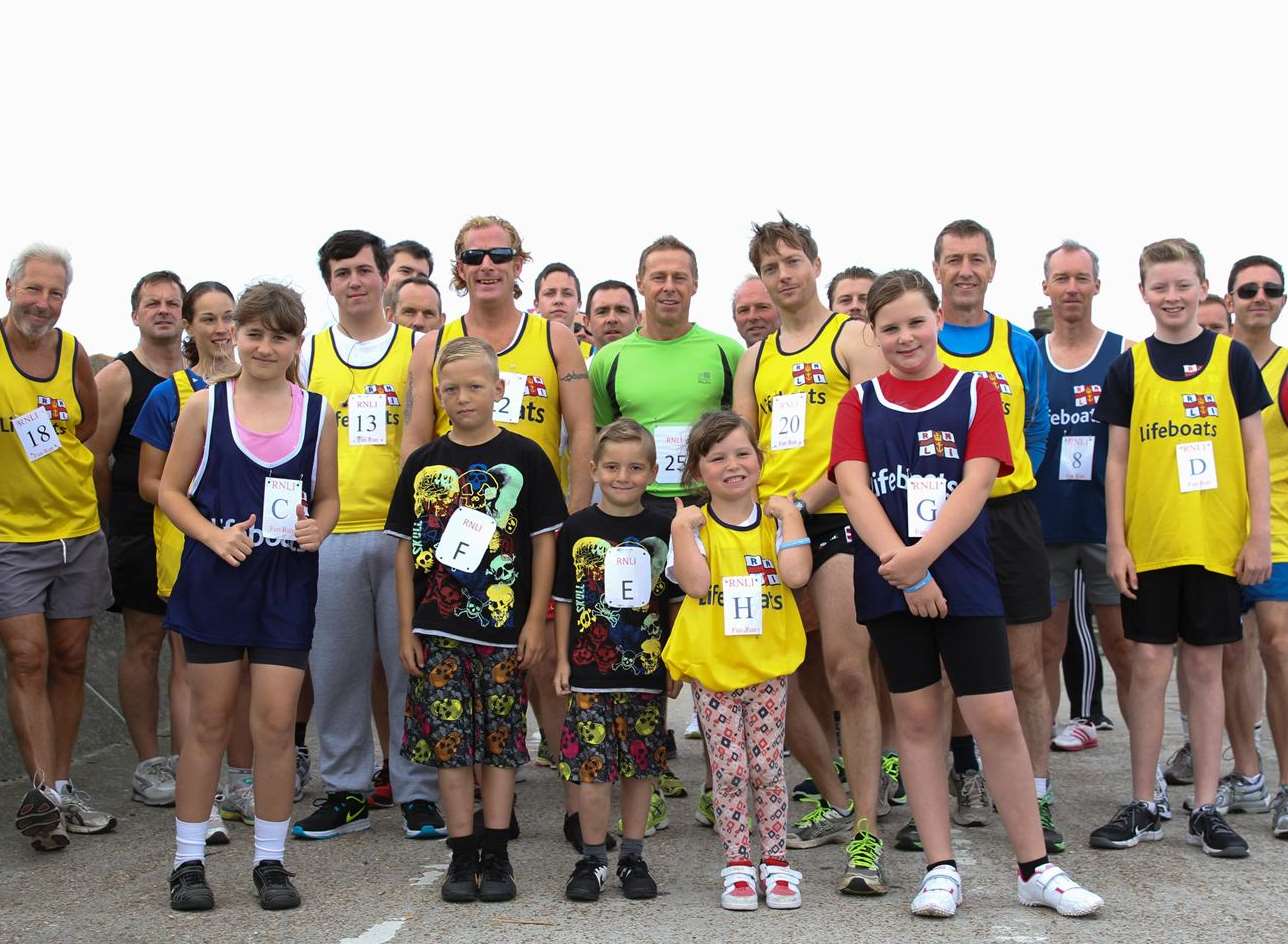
[
  {"xmin": 294, "ymin": 502, "xmax": 323, "ymax": 552},
  {"xmin": 208, "ymin": 514, "xmax": 256, "ymax": 567}
]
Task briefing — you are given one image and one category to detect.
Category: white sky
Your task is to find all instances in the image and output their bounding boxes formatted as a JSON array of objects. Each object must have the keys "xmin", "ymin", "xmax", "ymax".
[{"xmin": 4, "ymin": 2, "xmax": 1286, "ymax": 356}]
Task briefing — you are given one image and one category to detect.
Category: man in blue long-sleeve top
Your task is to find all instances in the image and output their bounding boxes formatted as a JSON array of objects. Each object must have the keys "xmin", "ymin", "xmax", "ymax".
[{"xmin": 933, "ymin": 219, "xmax": 1064, "ymax": 856}]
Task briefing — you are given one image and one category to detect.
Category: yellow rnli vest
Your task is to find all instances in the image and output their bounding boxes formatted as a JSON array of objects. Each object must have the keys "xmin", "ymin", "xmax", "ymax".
[
  {"xmin": 153, "ymin": 370, "xmax": 196, "ymax": 598},
  {"xmin": 662, "ymin": 506, "xmax": 805, "ymax": 692},
  {"xmin": 752, "ymin": 313, "xmax": 850, "ymax": 515},
  {"xmin": 939, "ymin": 314, "xmax": 1034, "ymax": 497},
  {"xmin": 308, "ymin": 324, "xmax": 417, "ymax": 533},
  {"xmin": 1125, "ymin": 334, "xmax": 1247, "ymax": 575},
  {"xmin": 433, "ymin": 313, "xmax": 562, "ymax": 473},
  {"xmin": 1259, "ymin": 348, "xmax": 1288, "ymax": 562},
  {"xmin": 0, "ymin": 327, "xmax": 99, "ymax": 541}
]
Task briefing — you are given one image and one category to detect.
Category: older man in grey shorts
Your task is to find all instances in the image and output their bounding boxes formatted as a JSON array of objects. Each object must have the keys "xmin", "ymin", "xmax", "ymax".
[{"xmin": 1, "ymin": 244, "xmax": 116, "ymax": 850}]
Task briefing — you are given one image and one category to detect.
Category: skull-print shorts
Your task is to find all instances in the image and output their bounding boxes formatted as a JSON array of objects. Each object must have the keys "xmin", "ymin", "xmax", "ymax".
[
  {"xmin": 402, "ymin": 634, "xmax": 529, "ymax": 769},
  {"xmin": 558, "ymin": 690, "xmax": 668, "ymax": 785}
]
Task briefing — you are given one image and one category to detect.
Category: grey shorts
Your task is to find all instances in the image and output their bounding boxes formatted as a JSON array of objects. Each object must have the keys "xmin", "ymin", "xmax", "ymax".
[
  {"xmin": 0, "ymin": 532, "xmax": 113, "ymax": 620},
  {"xmin": 1046, "ymin": 542, "xmax": 1118, "ymax": 607}
]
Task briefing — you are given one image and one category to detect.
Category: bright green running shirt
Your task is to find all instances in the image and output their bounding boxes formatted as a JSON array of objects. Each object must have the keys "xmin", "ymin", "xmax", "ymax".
[{"xmin": 590, "ymin": 324, "xmax": 744, "ymax": 497}]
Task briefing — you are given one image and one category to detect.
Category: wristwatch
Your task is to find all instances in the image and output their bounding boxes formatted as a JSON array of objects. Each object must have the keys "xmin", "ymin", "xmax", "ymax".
[{"xmin": 792, "ymin": 497, "xmax": 808, "ymax": 516}]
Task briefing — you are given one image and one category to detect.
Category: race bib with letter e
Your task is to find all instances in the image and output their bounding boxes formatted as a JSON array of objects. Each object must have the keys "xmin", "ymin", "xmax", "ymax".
[
  {"xmin": 770, "ymin": 393, "xmax": 806, "ymax": 451},
  {"xmin": 1176, "ymin": 440, "xmax": 1218, "ymax": 493},
  {"xmin": 13, "ymin": 407, "xmax": 61, "ymax": 462},
  {"xmin": 722, "ymin": 575, "xmax": 764, "ymax": 636},
  {"xmin": 653, "ymin": 425, "xmax": 691, "ymax": 485},
  {"xmin": 604, "ymin": 546, "xmax": 653, "ymax": 608},
  {"xmin": 437, "ymin": 506, "xmax": 498, "ymax": 573},
  {"xmin": 906, "ymin": 475, "xmax": 948, "ymax": 539},
  {"xmin": 262, "ymin": 477, "xmax": 304, "ymax": 542},
  {"xmin": 347, "ymin": 393, "xmax": 387, "ymax": 446},
  {"xmin": 1059, "ymin": 435, "xmax": 1094, "ymax": 481},
  {"xmin": 493, "ymin": 372, "xmax": 527, "ymax": 424}
]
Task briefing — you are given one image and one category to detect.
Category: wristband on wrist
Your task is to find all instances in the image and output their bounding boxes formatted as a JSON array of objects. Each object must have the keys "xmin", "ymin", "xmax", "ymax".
[
  {"xmin": 904, "ymin": 572, "xmax": 932, "ymax": 593},
  {"xmin": 779, "ymin": 537, "xmax": 811, "ymax": 550},
  {"xmin": 792, "ymin": 497, "xmax": 808, "ymax": 515}
]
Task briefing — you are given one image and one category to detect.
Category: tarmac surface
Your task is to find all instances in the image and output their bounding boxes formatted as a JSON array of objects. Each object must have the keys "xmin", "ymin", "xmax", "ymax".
[{"xmin": 1, "ymin": 675, "xmax": 1285, "ymax": 944}]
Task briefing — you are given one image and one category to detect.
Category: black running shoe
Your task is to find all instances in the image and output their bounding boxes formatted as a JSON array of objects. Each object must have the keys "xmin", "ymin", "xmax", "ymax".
[
  {"xmin": 1091, "ymin": 714, "xmax": 1115, "ymax": 731},
  {"xmin": 1187, "ymin": 804, "xmax": 1249, "ymax": 858},
  {"xmin": 442, "ymin": 842, "xmax": 479, "ymax": 903},
  {"xmin": 291, "ymin": 791, "xmax": 369, "ymax": 840},
  {"xmin": 565, "ymin": 856, "xmax": 607, "ymax": 901},
  {"xmin": 478, "ymin": 849, "xmax": 517, "ymax": 902},
  {"xmin": 894, "ymin": 818, "xmax": 922, "ymax": 851},
  {"xmin": 617, "ymin": 854, "xmax": 658, "ymax": 899},
  {"xmin": 402, "ymin": 799, "xmax": 447, "ymax": 839},
  {"xmin": 252, "ymin": 860, "xmax": 301, "ymax": 910},
  {"xmin": 169, "ymin": 860, "xmax": 214, "ymax": 911},
  {"xmin": 1089, "ymin": 800, "xmax": 1162, "ymax": 849}
]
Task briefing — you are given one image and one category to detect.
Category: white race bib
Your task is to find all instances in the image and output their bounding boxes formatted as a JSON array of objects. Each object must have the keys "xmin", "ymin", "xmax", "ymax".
[
  {"xmin": 1059, "ymin": 435, "xmax": 1094, "ymax": 481},
  {"xmin": 653, "ymin": 425, "xmax": 691, "ymax": 485},
  {"xmin": 906, "ymin": 475, "xmax": 948, "ymax": 538},
  {"xmin": 12, "ymin": 407, "xmax": 61, "ymax": 462},
  {"xmin": 770, "ymin": 393, "xmax": 807, "ymax": 451},
  {"xmin": 1176, "ymin": 441, "xmax": 1218, "ymax": 493},
  {"xmin": 347, "ymin": 393, "xmax": 387, "ymax": 446},
  {"xmin": 493, "ymin": 372, "xmax": 527, "ymax": 424},
  {"xmin": 604, "ymin": 546, "xmax": 652, "ymax": 608},
  {"xmin": 437, "ymin": 506, "xmax": 498, "ymax": 573},
  {"xmin": 262, "ymin": 477, "xmax": 303, "ymax": 542},
  {"xmin": 722, "ymin": 575, "xmax": 764, "ymax": 636}
]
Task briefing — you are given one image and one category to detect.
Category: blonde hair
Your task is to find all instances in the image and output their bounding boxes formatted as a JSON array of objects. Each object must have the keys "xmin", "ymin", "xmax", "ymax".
[
  {"xmin": 436, "ymin": 336, "xmax": 499, "ymax": 380},
  {"xmin": 594, "ymin": 418, "xmax": 656, "ymax": 464},
  {"xmin": 1139, "ymin": 238, "xmax": 1206, "ymax": 285},
  {"xmin": 450, "ymin": 215, "xmax": 533, "ymax": 298}
]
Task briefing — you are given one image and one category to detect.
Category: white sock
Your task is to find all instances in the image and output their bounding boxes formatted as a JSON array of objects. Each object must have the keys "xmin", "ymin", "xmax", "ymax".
[
  {"xmin": 1034, "ymin": 777, "xmax": 1049, "ymax": 799},
  {"xmin": 54, "ymin": 779, "xmax": 70, "ymax": 795},
  {"xmin": 175, "ymin": 818, "xmax": 207, "ymax": 868},
  {"xmin": 253, "ymin": 817, "xmax": 290, "ymax": 865}
]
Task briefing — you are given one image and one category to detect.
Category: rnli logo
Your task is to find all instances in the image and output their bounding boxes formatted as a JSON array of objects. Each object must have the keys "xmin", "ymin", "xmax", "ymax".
[
  {"xmin": 36, "ymin": 396, "xmax": 69, "ymax": 421},
  {"xmin": 1073, "ymin": 384, "xmax": 1101, "ymax": 407},
  {"xmin": 524, "ymin": 375, "xmax": 548, "ymax": 398},
  {"xmin": 744, "ymin": 555, "xmax": 781, "ymax": 586},
  {"xmin": 364, "ymin": 383, "xmax": 400, "ymax": 407},
  {"xmin": 1183, "ymin": 364, "xmax": 1201, "ymax": 378},
  {"xmin": 1181, "ymin": 393, "xmax": 1218, "ymax": 418},
  {"xmin": 917, "ymin": 429, "xmax": 960, "ymax": 459},
  {"xmin": 792, "ymin": 362, "xmax": 827, "ymax": 387},
  {"xmin": 975, "ymin": 370, "xmax": 1011, "ymax": 396}
]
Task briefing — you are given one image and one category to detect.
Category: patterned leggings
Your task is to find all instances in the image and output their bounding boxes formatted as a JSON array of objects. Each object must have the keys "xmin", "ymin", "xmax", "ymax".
[{"xmin": 693, "ymin": 676, "xmax": 789, "ymax": 861}]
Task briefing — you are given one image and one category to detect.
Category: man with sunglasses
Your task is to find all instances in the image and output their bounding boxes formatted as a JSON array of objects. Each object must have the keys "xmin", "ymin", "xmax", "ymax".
[{"xmin": 1226, "ymin": 255, "xmax": 1288, "ymax": 836}]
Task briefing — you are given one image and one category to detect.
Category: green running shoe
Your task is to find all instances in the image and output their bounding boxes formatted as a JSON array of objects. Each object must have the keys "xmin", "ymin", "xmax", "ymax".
[
  {"xmin": 1039, "ymin": 792, "xmax": 1066, "ymax": 854},
  {"xmin": 840, "ymin": 822, "xmax": 888, "ymax": 895},
  {"xmin": 695, "ymin": 788, "xmax": 715, "ymax": 827}
]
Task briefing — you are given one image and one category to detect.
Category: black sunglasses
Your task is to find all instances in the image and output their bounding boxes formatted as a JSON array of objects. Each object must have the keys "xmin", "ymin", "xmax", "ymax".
[
  {"xmin": 459, "ymin": 247, "xmax": 517, "ymax": 266},
  {"xmin": 1235, "ymin": 281, "xmax": 1285, "ymax": 300}
]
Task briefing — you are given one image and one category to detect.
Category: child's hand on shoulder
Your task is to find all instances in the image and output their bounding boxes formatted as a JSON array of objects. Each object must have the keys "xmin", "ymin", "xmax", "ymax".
[{"xmin": 671, "ymin": 499, "xmax": 705, "ymax": 534}]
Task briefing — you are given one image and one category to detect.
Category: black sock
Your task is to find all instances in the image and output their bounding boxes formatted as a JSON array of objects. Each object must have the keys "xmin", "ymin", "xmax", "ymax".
[
  {"xmin": 1017, "ymin": 855, "xmax": 1049, "ymax": 882},
  {"xmin": 926, "ymin": 859, "xmax": 957, "ymax": 872},
  {"xmin": 447, "ymin": 833, "xmax": 479, "ymax": 859},
  {"xmin": 481, "ymin": 826, "xmax": 510, "ymax": 859},
  {"xmin": 950, "ymin": 735, "xmax": 977, "ymax": 775},
  {"xmin": 294, "ymin": 723, "xmax": 308, "ymax": 749}
]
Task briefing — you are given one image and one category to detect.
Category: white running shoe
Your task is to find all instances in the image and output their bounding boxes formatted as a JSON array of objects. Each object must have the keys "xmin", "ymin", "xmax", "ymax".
[
  {"xmin": 720, "ymin": 863, "xmax": 759, "ymax": 911},
  {"xmin": 58, "ymin": 783, "xmax": 116, "ymax": 835},
  {"xmin": 205, "ymin": 802, "xmax": 230, "ymax": 845},
  {"xmin": 1017, "ymin": 863, "xmax": 1103, "ymax": 917},
  {"xmin": 759, "ymin": 860, "xmax": 802, "ymax": 910},
  {"xmin": 1051, "ymin": 720, "xmax": 1099, "ymax": 752},
  {"xmin": 911, "ymin": 864, "xmax": 962, "ymax": 917},
  {"xmin": 132, "ymin": 756, "xmax": 176, "ymax": 806},
  {"xmin": 220, "ymin": 774, "xmax": 255, "ymax": 825},
  {"xmin": 294, "ymin": 747, "xmax": 311, "ymax": 802},
  {"xmin": 684, "ymin": 713, "xmax": 702, "ymax": 739}
]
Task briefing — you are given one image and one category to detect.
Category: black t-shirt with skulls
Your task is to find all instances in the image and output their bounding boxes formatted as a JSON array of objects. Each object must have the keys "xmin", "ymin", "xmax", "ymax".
[
  {"xmin": 386, "ymin": 429, "xmax": 566, "ymax": 647},
  {"xmin": 553, "ymin": 505, "xmax": 683, "ymax": 692}
]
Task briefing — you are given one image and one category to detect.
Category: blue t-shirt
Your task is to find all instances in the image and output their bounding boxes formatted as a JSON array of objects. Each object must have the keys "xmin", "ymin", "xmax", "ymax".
[
  {"xmin": 938, "ymin": 317, "xmax": 1049, "ymax": 473},
  {"xmin": 131, "ymin": 369, "xmax": 209, "ymax": 452},
  {"xmin": 1033, "ymin": 331, "xmax": 1123, "ymax": 544}
]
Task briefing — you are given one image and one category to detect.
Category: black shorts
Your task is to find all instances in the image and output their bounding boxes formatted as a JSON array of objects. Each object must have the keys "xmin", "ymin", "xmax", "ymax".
[
  {"xmin": 181, "ymin": 636, "xmax": 310, "ymax": 669},
  {"xmin": 1122, "ymin": 566, "xmax": 1242, "ymax": 647},
  {"xmin": 641, "ymin": 492, "xmax": 702, "ymax": 522},
  {"xmin": 867, "ymin": 613, "xmax": 1013, "ymax": 697},
  {"xmin": 108, "ymin": 531, "xmax": 165, "ymax": 616},
  {"xmin": 806, "ymin": 513, "xmax": 856, "ymax": 569},
  {"xmin": 985, "ymin": 492, "xmax": 1051, "ymax": 625}
]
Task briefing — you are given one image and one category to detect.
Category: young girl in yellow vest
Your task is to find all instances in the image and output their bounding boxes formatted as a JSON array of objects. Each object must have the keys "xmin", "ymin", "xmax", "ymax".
[{"xmin": 662, "ymin": 410, "xmax": 810, "ymax": 910}]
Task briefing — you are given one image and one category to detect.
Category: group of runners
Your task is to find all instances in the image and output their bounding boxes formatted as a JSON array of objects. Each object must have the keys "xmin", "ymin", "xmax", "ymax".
[{"xmin": 2, "ymin": 215, "xmax": 1284, "ymax": 920}]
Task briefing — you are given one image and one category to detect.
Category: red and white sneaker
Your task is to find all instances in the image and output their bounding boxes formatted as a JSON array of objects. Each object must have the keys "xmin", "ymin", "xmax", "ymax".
[
  {"xmin": 1017, "ymin": 863, "xmax": 1103, "ymax": 916},
  {"xmin": 720, "ymin": 861, "xmax": 759, "ymax": 911},
  {"xmin": 367, "ymin": 763, "xmax": 393, "ymax": 809},
  {"xmin": 759, "ymin": 857, "xmax": 802, "ymax": 909},
  {"xmin": 1051, "ymin": 720, "xmax": 1099, "ymax": 752}
]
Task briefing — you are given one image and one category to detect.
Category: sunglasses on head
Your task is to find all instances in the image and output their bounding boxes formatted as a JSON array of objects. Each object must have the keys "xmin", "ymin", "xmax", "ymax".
[
  {"xmin": 1235, "ymin": 281, "xmax": 1285, "ymax": 300},
  {"xmin": 459, "ymin": 247, "xmax": 517, "ymax": 266}
]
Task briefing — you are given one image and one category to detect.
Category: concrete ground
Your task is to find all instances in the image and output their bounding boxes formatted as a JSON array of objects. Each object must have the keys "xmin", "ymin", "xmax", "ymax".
[{"xmin": 1, "ymin": 675, "xmax": 1284, "ymax": 944}]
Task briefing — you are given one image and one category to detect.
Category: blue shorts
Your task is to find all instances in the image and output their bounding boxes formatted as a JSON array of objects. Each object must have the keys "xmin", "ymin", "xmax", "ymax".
[{"xmin": 1241, "ymin": 561, "xmax": 1288, "ymax": 607}]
